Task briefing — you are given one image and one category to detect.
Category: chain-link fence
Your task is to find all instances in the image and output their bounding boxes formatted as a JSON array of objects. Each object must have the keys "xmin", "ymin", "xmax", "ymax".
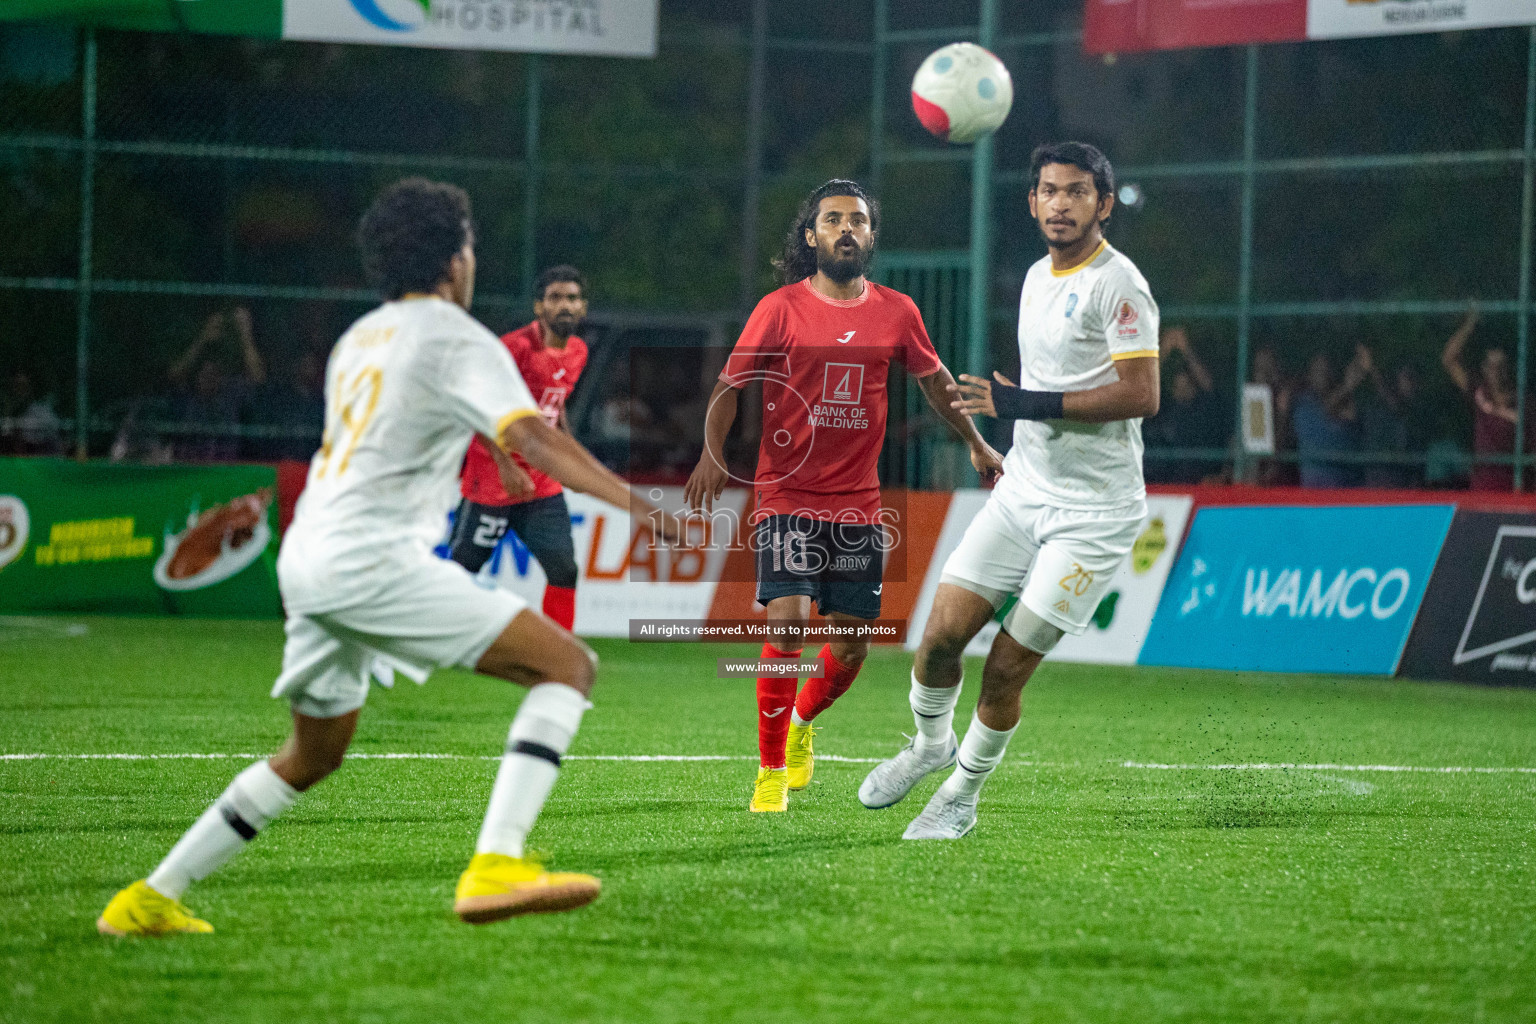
[{"xmin": 2, "ymin": 1, "xmax": 1532, "ymax": 490}]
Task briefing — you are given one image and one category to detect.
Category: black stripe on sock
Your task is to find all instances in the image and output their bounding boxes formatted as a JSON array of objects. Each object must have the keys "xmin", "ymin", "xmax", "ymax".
[
  {"xmin": 913, "ymin": 710, "xmax": 947, "ymax": 719},
  {"xmin": 510, "ymin": 739, "xmax": 562, "ymax": 767},
  {"xmin": 219, "ymin": 802, "xmax": 257, "ymax": 841},
  {"xmin": 957, "ymin": 759, "xmax": 989, "ymax": 776}
]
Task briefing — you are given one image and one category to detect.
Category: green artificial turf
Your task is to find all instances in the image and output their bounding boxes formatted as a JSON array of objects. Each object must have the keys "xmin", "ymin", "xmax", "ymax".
[{"xmin": 2, "ymin": 615, "xmax": 1535, "ymax": 1023}]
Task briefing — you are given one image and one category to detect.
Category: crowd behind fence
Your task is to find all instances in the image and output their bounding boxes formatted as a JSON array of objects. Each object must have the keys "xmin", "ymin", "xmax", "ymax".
[{"xmin": 2, "ymin": 4, "xmax": 1533, "ymax": 490}]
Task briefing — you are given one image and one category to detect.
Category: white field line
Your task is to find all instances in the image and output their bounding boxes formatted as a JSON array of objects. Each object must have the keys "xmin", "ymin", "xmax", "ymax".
[
  {"xmin": 1122, "ymin": 760, "xmax": 1536, "ymax": 775},
  {"xmin": 2, "ymin": 752, "xmax": 1536, "ymax": 774}
]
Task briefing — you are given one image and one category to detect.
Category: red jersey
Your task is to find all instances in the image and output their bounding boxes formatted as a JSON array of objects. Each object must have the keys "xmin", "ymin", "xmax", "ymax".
[
  {"xmin": 721, "ymin": 278, "xmax": 942, "ymax": 523},
  {"xmin": 461, "ymin": 321, "xmax": 588, "ymax": 505}
]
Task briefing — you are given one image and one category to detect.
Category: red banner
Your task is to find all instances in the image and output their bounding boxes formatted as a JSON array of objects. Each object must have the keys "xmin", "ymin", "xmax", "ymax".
[
  {"xmin": 1084, "ymin": 0, "xmax": 1306, "ymax": 53},
  {"xmin": 1085, "ymin": 0, "xmax": 1536, "ymax": 53}
]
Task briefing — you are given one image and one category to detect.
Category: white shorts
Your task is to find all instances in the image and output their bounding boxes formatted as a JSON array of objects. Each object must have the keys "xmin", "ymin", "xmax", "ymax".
[
  {"xmin": 940, "ymin": 494, "xmax": 1146, "ymax": 635},
  {"xmin": 270, "ymin": 555, "xmax": 528, "ymax": 719}
]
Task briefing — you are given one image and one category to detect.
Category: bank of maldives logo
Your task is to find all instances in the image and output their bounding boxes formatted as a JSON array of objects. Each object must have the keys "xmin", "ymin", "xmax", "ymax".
[{"xmin": 349, "ymin": 0, "xmax": 429, "ymax": 31}]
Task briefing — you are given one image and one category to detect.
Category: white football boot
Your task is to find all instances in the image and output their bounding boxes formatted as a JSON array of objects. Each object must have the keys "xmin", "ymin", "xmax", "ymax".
[
  {"xmin": 901, "ymin": 786, "xmax": 978, "ymax": 840},
  {"xmin": 857, "ymin": 733, "xmax": 957, "ymax": 809}
]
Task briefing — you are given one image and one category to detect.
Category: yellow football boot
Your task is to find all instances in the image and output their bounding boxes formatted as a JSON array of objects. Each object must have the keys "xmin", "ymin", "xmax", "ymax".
[
  {"xmin": 785, "ymin": 721, "xmax": 816, "ymax": 791},
  {"xmin": 453, "ymin": 852, "xmax": 600, "ymax": 924},
  {"xmin": 749, "ymin": 766, "xmax": 789, "ymax": 812},
  {"xmin": 97, "ymin": 880, "xmax": 213, "ymax": 937}
]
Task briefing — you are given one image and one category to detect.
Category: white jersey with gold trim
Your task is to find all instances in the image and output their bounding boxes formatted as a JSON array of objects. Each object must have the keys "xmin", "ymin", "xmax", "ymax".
[
  {"xmin": 998, "ymin": 239, "xmax": 1159, "ymax": 512},
  {"xmin": 279, "ymin": 296, "xmax": 538, "ymax": 614}
]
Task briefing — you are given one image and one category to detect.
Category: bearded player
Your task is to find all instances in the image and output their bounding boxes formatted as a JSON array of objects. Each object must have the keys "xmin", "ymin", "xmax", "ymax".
[
  {"xmin": 859, "ymin": 142, "xmax": 1159, "ymax": 839},
  {"xmin": 451, "ymin": 265, "xmax": 590, "ymax": 630},
  {"xmin": 98, "ymin": 178, "xmax": 675, "ymax": 935},
  {"xmin": 685, "ymin": 179, "xmax": 1004, "ymax": 814}
]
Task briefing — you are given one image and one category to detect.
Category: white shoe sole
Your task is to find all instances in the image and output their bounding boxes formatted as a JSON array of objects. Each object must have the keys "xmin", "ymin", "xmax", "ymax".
[
  {"xmin": 858, "ymin": 747, "xmax": 957, "ymax": 810},
  {"xmin": 902, "ymin": 817, "xmax": 976, "ymax": 840}
]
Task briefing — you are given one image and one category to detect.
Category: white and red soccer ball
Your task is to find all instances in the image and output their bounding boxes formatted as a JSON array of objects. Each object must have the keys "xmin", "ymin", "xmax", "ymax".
[{"xmin": 911, "ymin": 42, "xmax": 1014, "ymax": 145}]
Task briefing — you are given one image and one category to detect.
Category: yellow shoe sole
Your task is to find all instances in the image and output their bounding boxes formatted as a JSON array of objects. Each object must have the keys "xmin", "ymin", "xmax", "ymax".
[{"xmin": 453, "ymin": 879, "xmax": 601, "ymax": 924}]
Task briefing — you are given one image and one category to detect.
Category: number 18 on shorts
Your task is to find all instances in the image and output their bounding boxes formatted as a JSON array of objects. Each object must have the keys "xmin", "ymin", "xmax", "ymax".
[{"xmin": 753, "ymin": 514, "xmax": 887, "ymax": 621}]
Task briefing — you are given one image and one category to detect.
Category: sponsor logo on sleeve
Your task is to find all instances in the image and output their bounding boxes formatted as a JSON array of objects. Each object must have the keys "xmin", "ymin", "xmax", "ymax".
[{"xmin": 1115, "ymin": 298, "xmax": 1143, "ymax": 340}]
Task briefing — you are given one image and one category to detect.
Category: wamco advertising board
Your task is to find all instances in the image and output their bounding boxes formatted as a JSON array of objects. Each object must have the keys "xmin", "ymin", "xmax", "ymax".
[{"xmin": 1140, "ymin": 505, "xmax": 1454, "ymax": 674}]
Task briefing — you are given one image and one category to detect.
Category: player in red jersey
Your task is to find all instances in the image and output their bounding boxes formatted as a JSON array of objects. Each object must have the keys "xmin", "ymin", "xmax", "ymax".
[
  {"xmin": 450, "ymin": 265, "xmax": 589, "ymax": 630},
  {"xmin": 685, "ymin": 179, "xmax": 1004, "ymax": 813}
]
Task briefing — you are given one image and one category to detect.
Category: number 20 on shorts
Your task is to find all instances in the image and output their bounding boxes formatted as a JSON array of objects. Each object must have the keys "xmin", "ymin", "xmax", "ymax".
[{"xmin": 1058, "ymin": 562, "xmax": 1094, "ymax": 597}]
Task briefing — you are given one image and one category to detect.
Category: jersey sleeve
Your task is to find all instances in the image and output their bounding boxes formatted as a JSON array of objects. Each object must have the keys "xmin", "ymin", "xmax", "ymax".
[
  {"xmin": 897, "ymin": 294, "xmax": 943, "ymax": 377},
  {"xmin": 1094, "ymin": 265, "xmax": 1160, "ymax": 362},
  {"xmin": 440, "ymin": 325, "xmax": 541, "ymax": 439},
  {"xmin": 720, "ymin": 295, "xmax": 788, "ymax": 388}
]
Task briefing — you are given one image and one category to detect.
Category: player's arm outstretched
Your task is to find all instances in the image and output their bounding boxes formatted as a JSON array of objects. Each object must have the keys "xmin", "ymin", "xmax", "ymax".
[
  {"xmin": 684, "ymin": 379, "xmax": 739, "ymax": 513},
  {"xmin": 949, "ymin": 358, "xmax": 1159, "ymax": 423},
  {"xmin": 501, "ymin": 415, "xmax": 680, "ymax": 542},
  {"xmin": 477, "ymin": 432, "xmax": 536, "ymax": 499},
  {"xmin": 915, "ymin": 367, "xmax": 1005, "ymax": 481}
]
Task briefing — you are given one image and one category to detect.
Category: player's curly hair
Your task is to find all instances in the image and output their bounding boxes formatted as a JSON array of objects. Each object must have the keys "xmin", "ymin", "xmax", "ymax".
[
  {"xmin": 772, "ymin": 179, "xmax": 881, "ymax": 287},
  {"xmin": 357, "ymin": 177, "xmax": 473, "ymax": 300}
]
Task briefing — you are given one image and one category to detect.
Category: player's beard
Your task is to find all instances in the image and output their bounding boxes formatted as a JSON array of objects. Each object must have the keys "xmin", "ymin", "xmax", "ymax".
[
  {"xmin": 547, "ymin": 312, "xmax": 580, "ymax": 338},
  {"xmin": 1041, "ymin": 216, "xmax": 1096, "ymax": 250},
  {"xmin": 817, "ymin": 237, "xmax": 871, "ymax": 284}
]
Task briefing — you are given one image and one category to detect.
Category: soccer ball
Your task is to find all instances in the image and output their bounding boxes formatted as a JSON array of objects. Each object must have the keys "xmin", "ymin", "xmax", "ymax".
[{"xmin": 910, "ymin": 43, "xmax": 1014, "ymax": 145}]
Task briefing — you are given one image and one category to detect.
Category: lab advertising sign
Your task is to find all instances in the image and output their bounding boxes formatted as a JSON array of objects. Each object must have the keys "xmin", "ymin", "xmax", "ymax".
[
  {"xmin": 0, "ymin": 458, "xmax": 281, "ymax": 616},
  {"xmin": 1398, "ymin": 511, "xmax": 1536, "ymax": 685},
  {"xmin": 1139, "ymin": 505, "xmax": 1454, "ymax": 675}
]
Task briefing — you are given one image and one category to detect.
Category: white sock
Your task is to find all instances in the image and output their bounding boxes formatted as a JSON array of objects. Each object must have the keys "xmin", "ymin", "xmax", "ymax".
[
  {"xmin": 146, "ymin": 760, "xmax": 297, "ymax": 899},
  {"xmin": 910, "ymin": 670, "xmax": 960, "ymax": 755},
  {"xmin": 476, "ymin": 682, "xmax": 589, "ymax": 858},
  {"xmin": 939, "ymin": 711, "xmax": 1017, "ymax": 800},
  {"xmin": 790, "ymin": 709, "xmax": 809, "ymax": 727}
]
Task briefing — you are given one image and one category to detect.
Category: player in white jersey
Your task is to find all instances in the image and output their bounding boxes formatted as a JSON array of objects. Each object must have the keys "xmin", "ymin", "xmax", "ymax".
[
  {"xmin": 99, "ymin": 178, "xmax": 675, "ymax": 935},
  {"xmin": 859, "ymin": 143, "xmax": 1161, "ymax": 839}
]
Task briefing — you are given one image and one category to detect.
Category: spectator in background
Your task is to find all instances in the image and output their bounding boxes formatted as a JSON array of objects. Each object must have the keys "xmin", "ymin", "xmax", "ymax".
[
  {"xmin": 1292, "ymin": 348, "xmax": 1366, "ymax": 488},
  {"xmin": 0, "ymin": 371, "xmax": 65, "ymax": 456},
  {"xmin": 1145, "ymin": 326, "xmax": 1225, "ymax": 483},
  {"xmin": 1441, "ymin": 304, "xmax": 1529, "ymax": 490},
  {"xmin": 1249, "ymin": 345, "xmax": 1297, "ymax": 485},
  {"xmin": 1359, "ymin": 358, "xmax": 1424, "ymax": 489},
  {"xmin": 254, "ymin": 345, "xmax": 326, "ymax": 462},
  {"xmin": 166, "ymin": 306, "xmax": 265, "ymax": 462}
]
